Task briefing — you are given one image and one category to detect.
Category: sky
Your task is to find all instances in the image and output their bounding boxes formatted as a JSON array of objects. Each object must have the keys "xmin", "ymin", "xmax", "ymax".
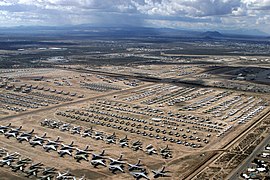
[{"xmin": 0, "ymin": 0, "xmax": 270, "ymax": 34}]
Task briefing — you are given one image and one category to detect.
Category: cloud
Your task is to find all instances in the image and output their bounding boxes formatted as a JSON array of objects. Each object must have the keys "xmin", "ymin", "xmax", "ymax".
[{"xmin": 0, "ymin": 0, "xmax": 269, "ymax": 33}]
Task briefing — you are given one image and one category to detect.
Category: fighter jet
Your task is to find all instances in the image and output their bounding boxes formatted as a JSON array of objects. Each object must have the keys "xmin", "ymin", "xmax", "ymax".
[
  {"xmin": 131, "ymin": 140, "xmax": 143, "ymax": 151},
  {"xmin": 105, "ymin": 132, "xmax": 116, "ymax": 144},
  {"xmin": 127, "ymin": 159, "xmax": 145, "ymax": 171},
  {"xmin": 81, "ymin": 128, "xmax": 93, "ymax": 138},
  {"xmin": 119, "ymin": 135, "xmax": 129, "ymax": 148},
  {"xmin": 0, "ymin": 123, "xmax": 11, "ymax": 133},
  {"xmin": 38, "ymin": 174, "xmax": 54, "ymax": 180},
  {"xmin": 0, "ymin": 158, "xmax": 14, "ymax": 166},
  {"xmin": 145, "ymin": 144, "xmax": 157, "ymax": 155},
  {"xmin": 5, "ymin": 126, "xmax": 22, "ymax": 138},
  {"xmin": 71, "ymin": 126, "xmax": 82, "ymax": 135},
  {"xmin": 152, "ymin": 166, "xmax": 170, "ymax": 178},
  {"xmin": 130, "ymin": 170, "xmax": 150, "ymax": 180},
  {"xmin": 17, "ymin": 129, "xmax": 34, "ymax": 143},
  {"xmin": 25, "ymin": 168, "xmax": 40, "ymax": 177}
]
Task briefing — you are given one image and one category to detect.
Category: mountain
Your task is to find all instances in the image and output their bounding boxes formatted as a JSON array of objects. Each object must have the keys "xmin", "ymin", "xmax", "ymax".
[
  {"xmin": 200, "ymin": 31, "xmax": 224, "ymax": 38},
  {"xmin": 219, "ymin": 29, "xmax": 269, "ymax": 37}
]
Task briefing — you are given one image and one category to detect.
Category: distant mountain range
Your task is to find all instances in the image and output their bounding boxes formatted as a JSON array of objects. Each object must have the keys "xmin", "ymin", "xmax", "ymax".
[{"xmin": 0, "ymin": 25, "xmax": 268, "ymax": 39}]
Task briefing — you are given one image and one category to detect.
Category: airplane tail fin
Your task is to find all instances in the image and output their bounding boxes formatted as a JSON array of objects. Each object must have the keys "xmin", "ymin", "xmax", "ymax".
[
  {"xmin": 17, "ymin": 126, "xmax": 22, "ymax": 130},
  {"xmin": 100, "ymin": 150, "xmax": 105, "ymax": 156},
  {"xmin": 42, "ymin": 132, "xmax": 47, "ymax": 138},
  {"xmin": 7, "ymin": 123, "xmax": 11, "ymax": 127},
  {"xmin": 136, "ymin": 159, "xmax": 141, "ymax": 166},
  {"xmin": 84, "ymin": 145, "xmax": 89, "ymax": 151},
  {"xmin": 29, "ymin": 129, "xmax": 34, "ymax": 134},
  {"xmin": 55, "ymin": 136, "xmax": 60, "ymax": 142},
  {"xmin": 161, "ymin": 166, "xmax": 165, "ymax": 172},
  {"xmin": 118, "ymin": 154, "xmax": 123, "ymax": 161},
  {"xmin": 69, "ymin": 141, "xmax": 74, "ymax": 146}
]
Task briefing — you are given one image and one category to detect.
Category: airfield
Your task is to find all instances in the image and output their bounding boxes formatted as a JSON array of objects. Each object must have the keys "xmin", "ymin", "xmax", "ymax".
[{"xmin": 0, "ymin": 58, "xmax": 270, "ymax": 179}]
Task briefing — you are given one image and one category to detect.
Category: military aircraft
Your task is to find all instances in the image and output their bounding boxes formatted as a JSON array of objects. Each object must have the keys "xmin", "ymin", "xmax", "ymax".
[
  {"xmin": 30, "ymin": 133, "xmax": 47, "ymax": 147},
  {"xmin": 130, "ymin": 170, "xmax": 150, "ymax": 180},
  {"xmin": 151, "ymin": 166, "xmax": 170, "ymax": 178},
  {"xmin": 109, "ymin": 164, "xmax": 125, "ymax": 173},
  {"xmin": 11, "ymin": 158, "xmax": 32, "ymax": 172},
  {"xmin": 5, "ymin": 126, "xmax": 22, "ymax": 138},
  {"xmin": 159, "ymin": 145, "xmax": 172, "ymax": 159},
  {"xmin": 90, "ymin": 150, "xmax": 106, "ymax": 168},
  {"xmin": 43, "ymin": 137, "xmax": 61, "ymax": 152},
  {"xmin": 108, "ymin": 154, "xmax": 125, "ymax": 165},
  {"xmin": 0, "ymin": 158, "xmax": 15, "ymax": 166},
  {"xmin": 145, "ymin": 144, "xmax": 157, "ymax": 155},
  {"xmin": 119, "ymin": 135, "xmax": 129, "ymax": 148},
  {"xmin": 25, "ymin": 168, "xmax": 40, "ymax": 177},
  {"xmin": 38, "ymin": 174, "xmax": 54, "ymax": 180},
  {"xmin": 17, "ymin": 129, "xmax": 34, "ymax": 143},
  {"xmin": 127, "ymin": 159, "xmax": 145, "ymax": 171},
  {"xmin": 56, "ymin": 170, "xmax": 72, "ymax": 179},
  {"xmin": 58, "ymin": 141, "xmax": 75, "ymax": 157},
  {"xmin": 105, "ymin": 132, "xmax": 116, "ymax": 144},
  {"xmin": 91, "ymin": 159, "xmax": 106, "ymax": 168},
  {"xmin": 0, "ymin": 123, "xmax": 11, "ymax": 133},
  {"xmin": 81, "ymin": 128, "xmax": 93, "ymax": 138}
]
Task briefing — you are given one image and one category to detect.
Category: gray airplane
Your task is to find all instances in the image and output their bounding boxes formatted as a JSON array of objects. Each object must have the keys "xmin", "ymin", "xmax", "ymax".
[
  {"xmin": 108, "ymin": 154, "xmax": 125, "ymax": 165},
  {"xmin": 43, "ymin": 137, "xmax": 61, "ymax": 152},
  {"xmin": 0, "ymin": 123, "xmax": 11, "ymax": 133},
  {"xmin": 5, "ymin": 126, "xmax": 22, "ymax": 138},
  {"xmin": 91, "ymin": 150, "xmax": 106, "ymax": 168},
  {"xmin": 109, "ymin": 164, "xmax": 125, "ymax": 173},
  {"xmin": 58, "ymin": 141, "xmax": 75, "ymax": 157},
  {"xmin": 30, "ymin": 133, "xmax": 47, "ymax": 147},
  {"xmin": 11, "ymin": 158, "xmax": 32, "ymax": 172},
  {"xmin": 74, "ymin": 146, "xmax": 91, "ymax": 162},
  {"xmin": 17, "ymin": 129, "xmax": 34, "ymax": 143},
  {"xmin": 81, "ymin": 128, "xmax": 93, "ymax": 138},
  {"xmin": 127, "ymin": 159, "xmax": 145, "ymax": 171},
  {"xmin": 119, "ymin": 135, "xmax": 129, "ymax": 148},
  {"xmin": 152, "ymin": 166, "xmax": 170, "ymax": 178},
  {"xmin": 130, "ymin": 170, "xmax": 150, "ymax": 180},
  {"xmin": 56, "ymin": 170, "xmax": 72, "ymax": 179}
]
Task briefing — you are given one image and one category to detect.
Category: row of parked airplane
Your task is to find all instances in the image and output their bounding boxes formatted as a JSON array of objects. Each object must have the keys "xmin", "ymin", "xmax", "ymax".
[
  {"xmin": 0, "ymin": 123, "xmax": 170, "ymax": 179},
  {"xmin": 41, "ymin": 119, "xmax": 173, "ymax": 158},
  {"xmin": 0, "ymin": 148, "xmax": 85, "ymax": 179}
]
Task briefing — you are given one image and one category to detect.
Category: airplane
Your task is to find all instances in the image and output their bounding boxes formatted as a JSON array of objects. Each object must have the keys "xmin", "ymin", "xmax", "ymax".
[
  {"xmin": 58, "ymin": 149, "xmax": 73, "ymax": 157},
  {"xmin": 30, "ymin": 133, "xmax": 47, "ymax": 147},
  {"xmin": 74, "ymin": 154, "xmax": 89, "ymax": 162},
  {"xmin": 29, "ymin": 162, "xmax": 44, "ymax": 169},
  {"xmin": 91, "ymin": 150, "xmax": 105, "ymax": 160},
  {"xmin": 130, "ymin": 170, "xmax": 150, "ymax": 180},
  {"xmin": 94, "ymin": 132, "xmax": 103, "ymax": 140},
  {"xmin": 145, "ymin": 144, "xmax": 157, "ymax": 155},
  {"xmin": 42, "ymin": 167, "xmax": 57, "ymax": 175},
  {"xmin": 5, "ymin": 126, "xmax": 22, "ymax": 138},
  {"xmin": 81, "ymin": 128, "xmax": 93, "ymax": 138},
  {"xmin": 59, "ymin": 123, "xmax": 71, "ymax": 132},
  {"xmin": 17, "ymin": 129, "xmax": 34, "ymax": 143},
  {"xmin": 0, "ymin": 123, "xmax": 11, "ymax": 133},
  {"xmin": 38, "ymin": 174, "xmax": 54, "ymax": 180},
  {"xmin": 0, "ymin": 158, "xmax": 14, "ymax": 166},
  {"xmin": 71, "ymin": 126, "xmax": 82, "ymax": 134},
  {"xmin": 152, "ymin": 166, "xmax": 170, "ymax": 178},
  {"xmin": 46, "ymin": 136, "xmax": 61, "ymax": 145},
  {"xmin": 105, "ymin": 132, "xmax": 116, "ymax": 144},
  {"xmin": 60, "ymin": 141, "xmax": 75, "ymax": 150},
  {"xmin": 108, "ymin": 154, "xmax": 125, "ymax": 165},
  {"xmin": 109, "ymin": 164, "xmax": 125, "ymax": 173},
  {"xmin": 43, "ymin": 143, "xmax": 58, "ymax": 152},
  {"xmin": 25, "ymin": 168, "xmax": 39, "ymax": 177},
  {"xmin": 75, "ymin": 146, "xmax": 91, "ymax": 155},
  {"xmin": 127, "ymin": 159, "xmax": 145, "ymax": 171},
  {"xmin": 56, "ymin": 170, "xmax": 73, "ymax": 179},
  {"xmin": 11, "ymin": 158, "xmax": 32, "ymax": 171},
  {"xmin": 119, "ymin": 135, "xmax": 129, "ymax": 148},
  {"xmin": 90, "ymin": 159, "xmax": 106, "ymax": 168}
]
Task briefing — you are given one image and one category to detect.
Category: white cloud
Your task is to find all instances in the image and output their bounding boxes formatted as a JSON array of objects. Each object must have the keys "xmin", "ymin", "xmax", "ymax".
[{"xmin": 0, "ymin": 0, "xmax": 269, "ymax": 33}]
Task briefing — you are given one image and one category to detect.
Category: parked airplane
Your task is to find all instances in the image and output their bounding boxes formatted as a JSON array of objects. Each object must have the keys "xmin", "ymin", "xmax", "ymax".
[
  {"xmin": 17, "ymin": 129, "xmax": 34, "ymax": 143},
  {"xmin": 130, "ymin": 170, "xmax": 150, "ymax": 180},
  {"xmin": 127, "ymin": 159, "xmax": 145, "ymax": 171},
  {"xmin": 152, "ymin": 166, "xmax": 170, "ymax": 178}
]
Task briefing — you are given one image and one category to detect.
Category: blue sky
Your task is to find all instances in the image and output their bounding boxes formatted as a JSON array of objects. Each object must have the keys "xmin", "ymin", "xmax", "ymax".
[{"xmin": 0, "ymin": 0, "xmax": 270, "ymax": 34}]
